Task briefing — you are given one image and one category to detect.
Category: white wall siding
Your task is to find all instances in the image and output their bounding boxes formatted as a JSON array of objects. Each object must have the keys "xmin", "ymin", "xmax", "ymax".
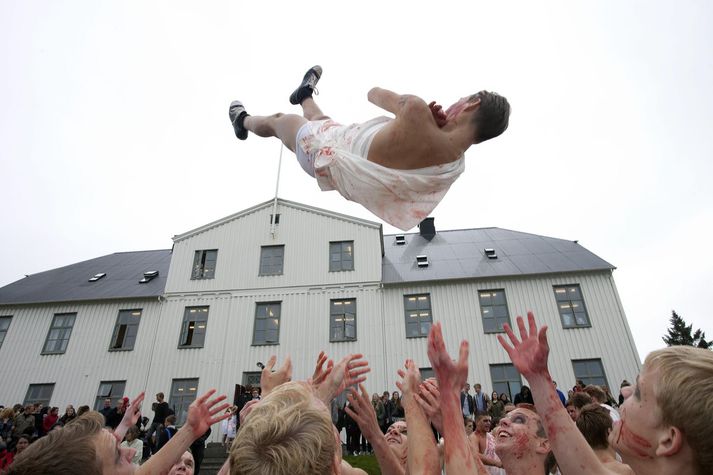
[
  {"xmin": 380, "ymin": 271, "xmax": 642, "ymax": 395},
  {"xmin": 165, "ymin": 203, "xmax": 382, "ymax": 294},
  {"xmin": 0, "ymin": 299, "xmax": 164, "ymax": 409}
]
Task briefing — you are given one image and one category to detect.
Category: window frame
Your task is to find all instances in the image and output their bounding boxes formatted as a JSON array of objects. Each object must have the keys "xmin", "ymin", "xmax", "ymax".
[
  {"xmin": 489, "ymin": 363, "xmax": 522, "ymax": 402},
  {"xmin": 572, "ymin": 359, "xmax": 609, "ymax": 388},
  {"xmin": 178, "ymin": 306, "xmax": 209, "ymax": 349},
  {"xmin": 403, "ymin": 294, "xmax": 433, "ymax": 339},
  {"xmin": 252, "ymin": 302, "xmax": 281, "ymax": 346},
  {"xmin": 42, "ymin": 313, "xmax": 77, "ymax": 355},
  {"xmin": 259, "ymin": 245, "xmax": 285, "ymax": 276},
  {"xmin": 108, "ymin": 309, "xmax": 142, "ymax": 351},
  {"xmin": 169, "ymin": 378, "xmax": 199, "ymax": 426},
  {"xmin": 24, "ymin": 383, "xmax": 55, "ymax": 406},
  {"xmin": 329, "ymin": 298, "xmax": 357, "ymax": 342},
  {"xmin": 478, "ymin": 289, "xmax": 511, "ymax": 334},
  {"xmin": 94, "ymin": 380, "xmax": 127, "ymax": 411},
  {"xmin": 553, "ymin": 284, "xmax": 591, "ymax": 328},
  {"xmin": 191, "ymin": 249, "xmax": 218, "ymax": 280},
  {"xmin": 0, "ymin": 315, "xmax": 12, "ymax": 349},
  {"xmin": 329, "ymin": 241, "xmax": 354, "ymax": 272}
]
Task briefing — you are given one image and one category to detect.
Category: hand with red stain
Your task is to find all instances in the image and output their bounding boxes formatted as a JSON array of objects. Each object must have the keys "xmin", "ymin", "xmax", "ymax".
[
  {"xmin": 316, "ymin": 353, "xmax": 370, "ymax": 405},
  {"xmin": 115, "ymin": 392, "xmax": 144, "ymax": 441},
  {"xmin": 260, "ymin": 355, "xmax": 293, "ymax": 398},
  {"xmin": 427, "ymin": 322, "xmax": 469, "ymax": 395},
  {"xmin": 428, "ymin": 101, "xmax": 448, "ymax": 128},
  {"xmin": 397, "ymin": 360, "xmax": 441, "ymax": 475},
  {"xmin": 415, "ymin": 378, "xmax": 444, "ymax": 434},
  {"xmin": 309, "ymin": 350, "xmax": 333, "ymax": 388},
  {"xmin": 497, "ymin": 311, "xmax": 550, "ymax": 378}
]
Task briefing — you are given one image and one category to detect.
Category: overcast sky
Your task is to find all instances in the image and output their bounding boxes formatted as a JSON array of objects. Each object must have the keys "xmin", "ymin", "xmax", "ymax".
[{"xmin": 1, "ymin": 1, "xmax": 711, "ymax": 361}]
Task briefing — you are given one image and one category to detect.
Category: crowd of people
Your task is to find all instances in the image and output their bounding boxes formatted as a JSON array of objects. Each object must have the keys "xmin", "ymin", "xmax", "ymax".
[{"xmin": 1, "ymin": 311, "xmax": 712, "ymax": 475}]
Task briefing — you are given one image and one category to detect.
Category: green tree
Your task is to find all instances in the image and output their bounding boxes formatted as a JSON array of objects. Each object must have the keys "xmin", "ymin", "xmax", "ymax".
[{"xmin": 662, "ymin": 311, "xmax": 712, "ymax": 349}]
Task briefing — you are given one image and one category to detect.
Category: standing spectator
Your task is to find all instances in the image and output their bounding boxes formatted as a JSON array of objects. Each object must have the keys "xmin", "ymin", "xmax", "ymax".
[
  {"xmin": 148, "ymin": 391, "xmax": 170, "ymax": 455},
  {"xmin": 98, "ymin": 398, "xmax": 113, "ymax": 421},
  {"xmin": 41, "ymin": 407, "xmax": 58, "ymax": 434},
  {"xmin": 220, "ymin": 407, "xmax": 237, "ymax": 451},
  {"xmin": 0, "ymin": 435, "xmax": 29, "ymax": 470},
  {"xmin": 381, "ymin": 391, "xmax": 393, "ymax": 428},
  {"xmin": 105, "ymin": 398, "xmax": 127, "ymax": 429},
  {"xmin": 460, "ymin": 383, "xmax": 474, "ymax": 419},
  {"xmin": 157, "ymin": 414, "xmax": 177, "ymax": 450},
  {"xmin": 250, "ymin": 388, "xmax": 261, "ymax": 400},
  {"xmin": 0, "ymin": 407, "xmax": 15, "ymax": 442},
  {"xmin": 32, "ymin": 405, "xmax": 46, "ymax": 437},
  {"xmin": 488, "ymin": 391, "xmax": 505, "ymax": 425},
  {"xmin": 343, "ymin": 400, "xmax": 361, "ymax": 456},
  {"xmin": 473, "ymin": 383, "xmax": 490, "ymax": 414},
  {"xmin": 76, "ymin": 405, "xmax": 90, "ymax": 418},
  {"xmin": 390, "ymin": 391, "xmax": 405, "ymax": 421},
  {"xmin": 12, "ymin": 407, "xmax": 34, "ymax": 438},
  {"xmin": 58, "ymin": 405, "xmax": 76, "ymax": 425},
  {"xmin": 513, "ymin": 385, "xmax": 534, "ymax": 405},
  {"xmin": 119, "ymin": 425, "xmax": 143, "ymax": 466},
  {"xmin": 190, "ymin": 427, "xmax": 211, "ymax": 475}
]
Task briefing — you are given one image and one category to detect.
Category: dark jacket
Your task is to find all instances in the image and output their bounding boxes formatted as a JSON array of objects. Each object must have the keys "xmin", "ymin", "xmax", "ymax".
[
  {"xmin": 460, "ymin": 391, "xmax": 475, "ymax": 414},
  {"xmin": 157, "ymin": 425, "xmax": 177, "ymax": 450}
]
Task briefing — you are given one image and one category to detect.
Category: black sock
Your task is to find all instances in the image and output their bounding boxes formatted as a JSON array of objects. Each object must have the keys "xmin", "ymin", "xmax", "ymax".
[{"xmin": 237, "ymin": 112, "xmax": 249, "ymax": 129}]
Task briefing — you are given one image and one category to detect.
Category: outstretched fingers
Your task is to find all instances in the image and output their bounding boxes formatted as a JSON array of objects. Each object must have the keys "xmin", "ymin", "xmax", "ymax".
[
  {"xmin": 209, "ymin": 402, "xmax": 232, "ymax": 422},
  {"xmin": 516, "ymin": 315, "xmax": 529, "ymax": 341},
  {"xmin": 527, "ymin": 311, "xmax": 538, "ymax": 336},
  {"xmin": 195, "ymin": 388, "xmax": 217, "ymax": 405},
  {"xmin": 206, "ymin": 393, "xmax": 227, "ymax": 411}
]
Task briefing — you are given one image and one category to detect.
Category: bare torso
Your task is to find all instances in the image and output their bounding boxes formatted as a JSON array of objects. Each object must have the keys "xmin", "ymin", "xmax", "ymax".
[{"xmin": 366, "ymin": 100, "xmax": 465, "ymax": 170}]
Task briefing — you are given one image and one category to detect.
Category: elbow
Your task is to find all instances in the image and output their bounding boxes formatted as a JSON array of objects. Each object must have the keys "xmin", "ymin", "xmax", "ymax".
[{"xmin": 367, "ymin": 87, "xmax": 381, "ymax": 103}]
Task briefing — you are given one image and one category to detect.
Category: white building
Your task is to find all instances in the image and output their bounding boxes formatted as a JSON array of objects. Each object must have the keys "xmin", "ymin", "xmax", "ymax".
[{"xmin": 0, "ymin": 198, "xmax": 641, "ymax": 430}]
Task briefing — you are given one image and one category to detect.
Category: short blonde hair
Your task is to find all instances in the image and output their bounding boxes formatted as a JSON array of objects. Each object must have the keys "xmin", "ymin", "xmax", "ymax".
[
  {"xmin": 645, "ymin": 346, "xmax": 713, "ymax": 475},
  {"xmin": 230, "ymin": 381, "xmax": 335, "ymax": 475},
  {"xmin": 0, "ymin": 407, "xmax": 15, "ymax": 420}
]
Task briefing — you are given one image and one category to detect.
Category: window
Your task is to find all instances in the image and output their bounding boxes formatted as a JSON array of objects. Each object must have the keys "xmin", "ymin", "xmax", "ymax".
[
  {"xmin": 179, "ymin": 307, "xmax": 209, "ymax": 348},
  {"xmin": 0, "ymin": 316, "xmax": 11, "ymax": 349},
  {"xmin": 170, "ymin": 378, "xmax": 199, "ymax": 425},
  {"xmin": 259, "ymin": 245, "xmax": 284, "ymax": 276},
  {"xmin": 478, "ymin": 290, "xmax": 511, "ymax": 333},
  {"xmin": 42, "ymin": 313, "xmax": 76, "ymax": 354},
  {"xmin": 94, "ymin": 380, "xmax": 126, "ymax": 411},
  {"xmin": 404, "ymin": 294, "xmax": 433, "ymax": 338},
  {"xmin": 329, "ymin": 241, "xmax": 354, "ymax": 272},
  {"xmin": 419, "ymin": 367, "xmax": 435, "ymax": 381},
  {"xmin": 553, "ymin": 284, "xmax": 590, "ymax": 328},
  {"xmin": 253, "ymin": 302, "xmax": 281, "ymax": 345},
  {"xmin": 191, "ymin": 249, "xmax": 218, "ymax": 279},
  {"xmin": 572, "ymin": 359, "xmax": 609, "ymax": 387},
  {"xmin": 242, "ymin": 372, "xmax": 262, "ymax": 389},
  {"xmin": 109, "ymin": 309, "xmax": 142, "ymax": 351},
  {"xmin": 490, "ymin": 364, "xmax": 522, "ymax": 401},
  {"xmin": 330, "ymin": 299, "xmax": 357, "ymax": 342},
  {"xmin": 24, "ymin": 383, "xmax": 55, "ymax": 406}
]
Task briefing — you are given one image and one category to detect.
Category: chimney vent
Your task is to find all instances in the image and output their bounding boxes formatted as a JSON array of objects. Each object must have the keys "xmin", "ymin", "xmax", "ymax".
[
  {"xmin": 484, "ymin": 248, "xmax": 498, "ymax": 259},
  {"xmin": 418, "ymin": 217, "xmax": 436, "ymax": 240}
]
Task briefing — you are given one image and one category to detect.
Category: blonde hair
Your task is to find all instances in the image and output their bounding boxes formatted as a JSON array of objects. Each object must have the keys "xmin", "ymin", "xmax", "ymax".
[
  {"xmin": 645, "ymin": 346, "xmax": 713, "ymax": 475},
  {"xmin": 7, "ymin": 411, "xmax": 104, "ymax": 475},
  {"xmin": 0, "ymin": 407, "xmax": 15, "ymax": 420},
  {"xmin": 230, "ymin": 381, "xmax": 335, "ymax": 475}
]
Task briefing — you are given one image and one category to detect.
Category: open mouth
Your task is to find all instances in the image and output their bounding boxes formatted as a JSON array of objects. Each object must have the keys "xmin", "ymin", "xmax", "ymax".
[{"xmin": 497, "ymin": 430, "xmax": 512, "ymax": 439}]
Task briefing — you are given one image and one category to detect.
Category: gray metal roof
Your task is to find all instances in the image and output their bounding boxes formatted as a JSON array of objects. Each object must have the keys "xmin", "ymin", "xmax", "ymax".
[
  {"xmin": 382, "ymin": 227, "xmax": 614, "ymax": 284},
  {"xmin": 0, "ymin": 250, "xmax": 172, "ymax": 305}
]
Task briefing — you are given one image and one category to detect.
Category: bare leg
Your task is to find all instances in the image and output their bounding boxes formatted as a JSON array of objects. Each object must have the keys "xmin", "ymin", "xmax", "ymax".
[
  {"xmin": 301, "ymin": 97, "xmax": 331, "ymax": 121},
  {"xmin": 243, "ymin": 113, "xmax": 307, "ymax": 153}
]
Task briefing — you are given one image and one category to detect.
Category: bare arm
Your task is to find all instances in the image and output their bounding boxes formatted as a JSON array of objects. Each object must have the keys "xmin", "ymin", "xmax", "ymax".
[
  {"xmin": 498, "ymin": 312, "xmax": 616, "ymax": 475},
  {"xmin": 137, "ymin": 389, "xmax": 230, "ymax": 475},
  {"xmin": 114, "ymin": 392, "xmax": 144, "ymax": 441},
  {"xmin": 346, "ymin": 384, "xmax": 405, "ymax": 475},
  {"xmin": 367, "ymin": 87, "xmax": 424, "ymax": 115},
  {"xmin": 427, "ymin": 323, "xmax": 488, "ymax": 475},
  {"xmin": 397, "ymin": 360, "xmax": 440, "ymax": 475}
]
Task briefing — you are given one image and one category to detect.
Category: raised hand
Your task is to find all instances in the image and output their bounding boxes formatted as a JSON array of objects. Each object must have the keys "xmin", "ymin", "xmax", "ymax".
[
  {"xmin": 115, "ymin": 392, "xmax": 144, "ymax": 440},
  {"xmin": 345, "ymin": 384, "xmax": 381, "ymax": 440},
  {"xmin": 497, "ymin": 311, "xmax": 550, "ymax": 378},
  {"xmin": 427, "ymin": 322, "xmax": 468, "ymax": 394},
  {"xmin": 316, "ymin": 354, "xmax": 370, "ymax": 405},
  {"xmin": 260, "ymin": 355, "xmax": 293, "ymax": 397},
  {"xmin": 185, "ymin": 389, "xmax": 231, "ymax": 438},
  {"xmin": 428, "ymin": 101, "xmax": 448, "ymax": 127},
  {"xmin": 310, "ymin": 351, "xmax": 333, "ymax": 388},
  {"xmin": 415, "ymin": 378, "xmax": 443, "ymax": 434},
  {"xmin": 396, "ymin": 359, "xmax": 421, "ymax": 404}
]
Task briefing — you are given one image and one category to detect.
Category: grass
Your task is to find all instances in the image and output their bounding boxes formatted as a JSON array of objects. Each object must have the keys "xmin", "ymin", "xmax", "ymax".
[{"xmin": 343, "ymin": 454, "xmax": 381, "ymax": 475}]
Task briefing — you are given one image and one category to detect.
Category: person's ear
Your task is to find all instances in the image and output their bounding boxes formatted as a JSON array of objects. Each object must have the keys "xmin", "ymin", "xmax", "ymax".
[
  {"xmin": 536, "ymin": 438, "xmax": 551, "ymax": 455},
  {"xmin": 465, "ymin": 97, "xmax": 481, "ymax": 111},
  {"xmin": 655, "ymin": 426, "xmax": 684, "ymax": 457}
]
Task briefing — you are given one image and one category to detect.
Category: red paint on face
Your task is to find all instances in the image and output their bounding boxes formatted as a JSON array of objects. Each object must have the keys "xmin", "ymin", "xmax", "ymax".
[{"xmin": 617, "ymin": 420, "xmax": 654, "ymax": 459}]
